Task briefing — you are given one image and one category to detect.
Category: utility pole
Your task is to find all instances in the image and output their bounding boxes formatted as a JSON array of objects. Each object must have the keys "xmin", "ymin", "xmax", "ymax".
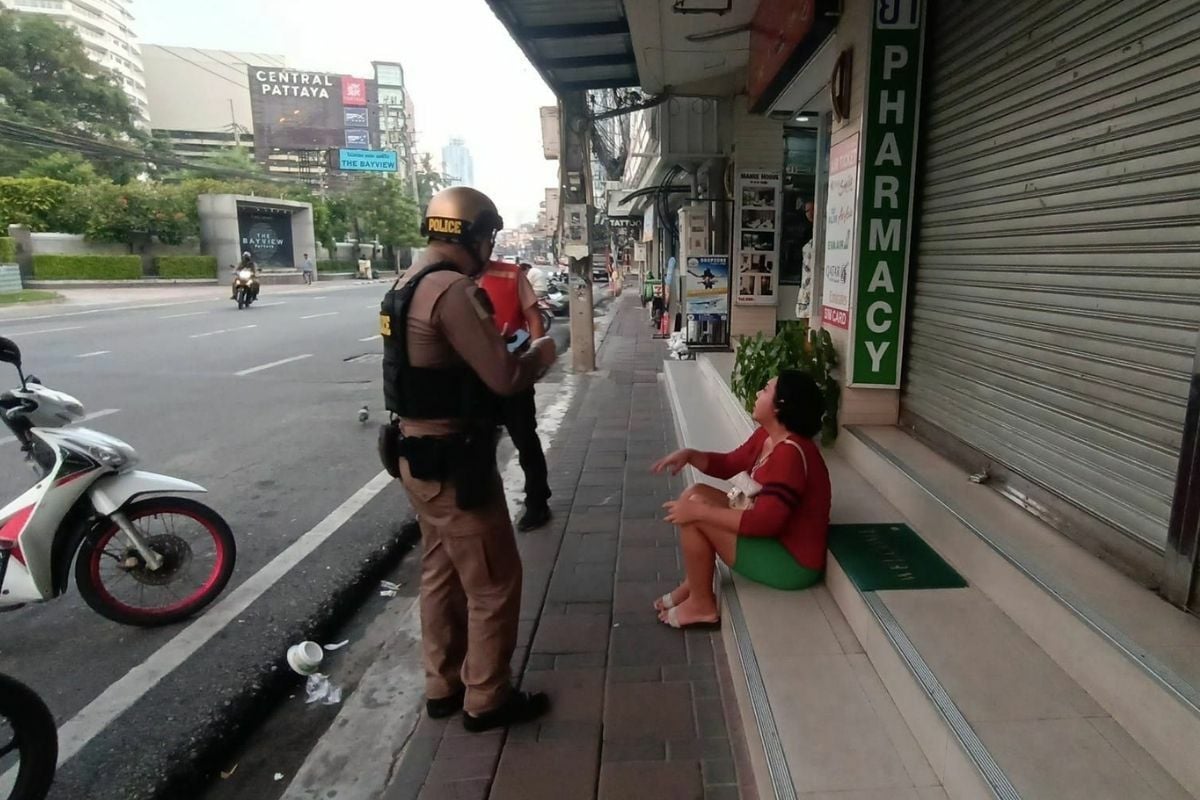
[{"xmin": 558, "ymin": 91, "xmax": 596, "ymax": 372}]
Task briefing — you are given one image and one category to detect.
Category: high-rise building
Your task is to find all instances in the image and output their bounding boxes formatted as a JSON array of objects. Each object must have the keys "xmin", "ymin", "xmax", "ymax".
[
  {"xmin": 373, "ymin": 61, "xmax": 416, "ymax": 187},
  {"xmin": 1, "ymin": 0, "xmax": 149, "ymax": 125},
  {"xmin": 441, "ymin": 137, "xmax": 475, "ymax": 187}
]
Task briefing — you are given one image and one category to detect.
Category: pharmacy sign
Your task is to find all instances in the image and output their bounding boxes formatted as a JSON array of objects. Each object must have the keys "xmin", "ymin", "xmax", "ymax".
[{"xmin": 849, "ymin": 0, "xmax": 926, "ymax": 387}]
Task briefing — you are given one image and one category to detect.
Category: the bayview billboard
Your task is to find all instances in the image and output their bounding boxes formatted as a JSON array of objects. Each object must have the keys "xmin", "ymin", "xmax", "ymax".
[{"xmin": 247, "ymin": 66, "xmax": 379, "ymax": 158}]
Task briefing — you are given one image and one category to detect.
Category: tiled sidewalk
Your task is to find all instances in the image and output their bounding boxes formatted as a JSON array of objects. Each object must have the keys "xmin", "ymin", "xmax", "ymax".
[{"xmin": 383, "ymin": 291, "xmax": 753, "ymax": 800}]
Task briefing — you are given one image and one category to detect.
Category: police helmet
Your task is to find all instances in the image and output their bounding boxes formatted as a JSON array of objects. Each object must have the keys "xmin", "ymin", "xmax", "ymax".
[{"xmin": 421, "ymin": 187, "xmax": 504, "ymax": 246}]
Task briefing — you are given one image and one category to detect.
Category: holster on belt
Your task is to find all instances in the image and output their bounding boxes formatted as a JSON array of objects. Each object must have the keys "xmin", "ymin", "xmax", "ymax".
[{"xmin": 393, "ymin": 428, "xmax": 500, "ymax": 511}]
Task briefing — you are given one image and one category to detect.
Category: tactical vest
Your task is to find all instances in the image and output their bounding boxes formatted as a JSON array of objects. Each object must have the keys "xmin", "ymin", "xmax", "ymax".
[{"xmin": 380, "ymin": 263, "xmax": 500, "ymax": 422}]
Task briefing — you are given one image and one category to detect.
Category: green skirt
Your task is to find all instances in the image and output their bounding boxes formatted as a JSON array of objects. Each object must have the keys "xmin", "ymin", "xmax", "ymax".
[{"xmin": 732, "ymin": 537, "xmax": 822, "ymax": 590}]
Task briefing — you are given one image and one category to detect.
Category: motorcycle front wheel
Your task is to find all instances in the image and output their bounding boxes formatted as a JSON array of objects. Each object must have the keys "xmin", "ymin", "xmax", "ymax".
[
  {"xmin": 236, "ymin": 289, "xmax": 247, "ymax": 309},
  {"xmin": 540, "ymin": 310, "xmax": 553, "ymax": 332},
  {"xmin": 75, "ymin": 497, "xmax": 237, "ymax": 627},
  {"xmin": 0, "ymin": 673, "xmax": 57, "ymax": 800}
]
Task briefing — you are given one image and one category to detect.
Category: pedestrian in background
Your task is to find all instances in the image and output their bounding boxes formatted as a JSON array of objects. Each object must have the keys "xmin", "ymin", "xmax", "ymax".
[
  {"xmin": 300, "ymin": 252, "xmax": 315, "ymax": 285},
  {"xmin": 479, "ymin": 259, "xmax": 553, "ymax": 531}
]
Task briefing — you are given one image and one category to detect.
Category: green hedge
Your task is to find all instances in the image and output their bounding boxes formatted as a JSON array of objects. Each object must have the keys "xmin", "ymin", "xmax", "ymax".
[
  {"xmin": 318, "ymin": 260, "xmax": 356, "ymax": 273},
  {"xmin": 32, "ymin": 254, "xmax": 142, "ymax": 280},
  {"xmin": 0, "ymin": 238, "xmax": 16, "ymax": 264},
  {"xmin": 155, "ymin": 255, "xmax": 217, "ymax": 279}
]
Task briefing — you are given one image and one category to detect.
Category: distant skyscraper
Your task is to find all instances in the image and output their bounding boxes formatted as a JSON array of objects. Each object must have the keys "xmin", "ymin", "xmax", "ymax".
[{"xmin": 441, "ymin": 137, "xmax": 475, "ymax": 187}]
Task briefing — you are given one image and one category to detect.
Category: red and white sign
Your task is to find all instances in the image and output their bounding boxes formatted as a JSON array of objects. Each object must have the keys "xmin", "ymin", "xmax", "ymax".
[
  {"xmin": 821, "ymin": 134, "xmax": 859, "ymax": 329},
  {"xmin": 341, "ymin": 76, "xmax": 367, "ymax": 106}
]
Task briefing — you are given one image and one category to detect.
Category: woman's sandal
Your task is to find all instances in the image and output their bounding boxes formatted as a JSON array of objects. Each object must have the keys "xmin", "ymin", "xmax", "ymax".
[
  {"xmin": 653, "ymin": 592, "xmax": 677, "ymax": 612},
  {"xmin": 660, "ymin": 607, "xmax": 721, "ymax": 630}
]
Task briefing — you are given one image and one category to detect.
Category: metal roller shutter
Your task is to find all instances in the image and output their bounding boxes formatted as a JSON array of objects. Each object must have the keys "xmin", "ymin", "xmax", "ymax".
[{"xmin": 904, "ymin": 0, "xmax": 1200, "ymax": 552}]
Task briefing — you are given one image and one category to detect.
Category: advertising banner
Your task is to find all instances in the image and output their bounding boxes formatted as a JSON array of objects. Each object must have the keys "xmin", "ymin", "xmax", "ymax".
[
  {"xmin": 735, "ymin": 169, "xmax": 782, "ymax": 306},
  {"xmin": 849, "ymin": 0, "xmax": 926, "ymax": 387},
  {"xmin": 341, "ymin": 76, "xmax": 367, "ymax": 106},
  {"xmin": 822, "ymin": 134, "xmax": 859, "ymax": 330},
  {"xmin": 337, "ymin": 149, "xmax": 398, "ymax": 173},
  {"xmin": 685, "ymin": 255, "xmax": 730, "ymax": 347},
  {"xmin": 247, "ymin": 66, "xmax": 378, "ymax": 158},
  {"xmin": 237, "ymin": 205, "xmax": 293, "ymax": 268}
]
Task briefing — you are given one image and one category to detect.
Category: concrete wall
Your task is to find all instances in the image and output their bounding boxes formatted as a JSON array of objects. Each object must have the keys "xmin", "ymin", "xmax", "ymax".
[
  {"xmin": 198, "ymin": 194, "xmax": 316, "ymax": 275},
  {"xmin": 7, "ymin": 226, "xmax": 203, "ymax": 276},
  {"xmin": 143, "ymin": 45, "xmax": 285, "ymax": 134}
]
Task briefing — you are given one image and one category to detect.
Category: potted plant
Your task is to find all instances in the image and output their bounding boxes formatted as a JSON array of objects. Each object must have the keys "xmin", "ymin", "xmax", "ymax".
[{"xmin": 730, "ymin": 321, "xmax": 841, "ymax": 445}]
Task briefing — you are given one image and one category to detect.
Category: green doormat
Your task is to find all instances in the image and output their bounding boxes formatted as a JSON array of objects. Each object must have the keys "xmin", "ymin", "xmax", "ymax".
[{"xmin": 828, "ymin": 523, "xmax": 967, "ymax": 591}]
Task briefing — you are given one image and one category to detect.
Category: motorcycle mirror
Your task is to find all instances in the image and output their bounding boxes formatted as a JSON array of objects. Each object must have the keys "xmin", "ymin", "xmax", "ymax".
[
  {"xmin": 25, "ymin": 374, "xmax": 40, "ymax": 385},
  {"xmin": 0, "ymin": 337, "xmax": 21, "ymax": 368},
  {"xmin": 0, "ymin": 336, "xmax": 26, "ymax": 389}
]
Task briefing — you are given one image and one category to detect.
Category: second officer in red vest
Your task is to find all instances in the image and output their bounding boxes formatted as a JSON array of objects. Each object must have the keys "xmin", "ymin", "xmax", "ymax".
[{"xmin": 478, "ymin": 260, "xmax": 552, "ymax": 530}]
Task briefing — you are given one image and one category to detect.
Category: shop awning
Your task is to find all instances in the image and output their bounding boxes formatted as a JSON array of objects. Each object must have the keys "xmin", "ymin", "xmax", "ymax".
[{"xmin": 483, "ymin": 0, "xmax": 639, "ymax": 93}]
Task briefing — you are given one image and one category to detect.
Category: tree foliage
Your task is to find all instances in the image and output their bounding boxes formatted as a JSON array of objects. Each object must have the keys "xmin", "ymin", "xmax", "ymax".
[
  {"xmin": 414, "ymin": 153, "xmax": 447, "ymax": 212},
  {"xmin": 345, "ymin": 175, "xmax": 423, "ymax": 257},
  {"xmin": 0, "ymin": 11, "xmax": 143, "ymax": 180},
  {"xmin": 18, "ymin": 152, "xmax": 101, "ymax": 185}
]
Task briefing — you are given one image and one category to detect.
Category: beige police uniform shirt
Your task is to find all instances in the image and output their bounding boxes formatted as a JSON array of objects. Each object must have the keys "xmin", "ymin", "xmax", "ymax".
[{"xmin": 397, "ymin": 245, "xmax": 545, "ymax": 437}]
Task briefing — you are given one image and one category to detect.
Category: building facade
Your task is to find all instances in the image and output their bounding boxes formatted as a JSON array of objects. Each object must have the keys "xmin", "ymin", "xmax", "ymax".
[
  {"xmin": 142, "ymin": 45, "xmax": 286, "ymax": 160},
  {"xmin": 441, "ymin": 137, "xmax": 475, "ymax": 187},
  {"xmin": 2, "ymin": 0, "xmax": 149, "ymax": 123},
  {"xmin": 372, "ymin": 61, "xmax": 417, "ymax": 188}
]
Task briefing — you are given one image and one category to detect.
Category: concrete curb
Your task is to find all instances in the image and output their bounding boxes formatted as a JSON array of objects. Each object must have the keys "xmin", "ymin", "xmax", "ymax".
[
  {"xmin": 147, "ymin": 518, "xmax": 421, "ymax": 800},
  {"xmin": 26, "ymin": 279, "xmax": 219, "ymax": 289}
]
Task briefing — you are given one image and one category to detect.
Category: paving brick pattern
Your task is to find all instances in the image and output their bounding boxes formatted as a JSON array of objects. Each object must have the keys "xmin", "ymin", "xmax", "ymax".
[{"xmin": 382, "ymin": 292, "xmax": 753, "ymax": 800}]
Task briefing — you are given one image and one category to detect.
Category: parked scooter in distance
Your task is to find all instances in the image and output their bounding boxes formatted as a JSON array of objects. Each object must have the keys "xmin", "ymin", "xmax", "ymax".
[{"xmin": 0, "ymin": 337, "xmax": 236, "ymax": 626}]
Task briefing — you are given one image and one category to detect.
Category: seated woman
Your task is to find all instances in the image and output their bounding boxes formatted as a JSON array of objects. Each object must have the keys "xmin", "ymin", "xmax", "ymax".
[{"xmin": 650, "ymin": 370, "xmax": 831, "ymax": 629}]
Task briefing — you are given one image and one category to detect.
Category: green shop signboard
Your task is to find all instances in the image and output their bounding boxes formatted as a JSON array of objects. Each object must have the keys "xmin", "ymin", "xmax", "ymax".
[{"xmin": 849, "ymin": 0, "xmax": 926, "ymax": 388}]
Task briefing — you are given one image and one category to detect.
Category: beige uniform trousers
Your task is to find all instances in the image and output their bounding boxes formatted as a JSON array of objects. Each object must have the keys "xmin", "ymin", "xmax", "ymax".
[{"xmin": 399, "ymin": 458, "xmax": 521, "ymax": 715}]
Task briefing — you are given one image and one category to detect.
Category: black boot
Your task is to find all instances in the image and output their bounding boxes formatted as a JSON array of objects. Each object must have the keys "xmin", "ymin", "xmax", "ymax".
[
  {"xmin": 516, "ymin": 503, "xmax": 551, "ymax": 532},
  {"xmin": 426, "ymin": 688, "xmax": 465, "ymax": 719},
  {"xmin": 463, "ymin": 691, "xmax": 550, "ymax": 733}
]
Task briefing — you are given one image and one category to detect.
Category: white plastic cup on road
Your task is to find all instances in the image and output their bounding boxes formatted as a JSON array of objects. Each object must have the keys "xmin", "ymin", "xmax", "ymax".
[{"xmin": 287, "ymin": 641, "xmax": 324, "ymax": 676}]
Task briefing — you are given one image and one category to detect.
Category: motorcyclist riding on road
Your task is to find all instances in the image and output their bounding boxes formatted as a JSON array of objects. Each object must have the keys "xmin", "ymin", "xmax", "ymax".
[{"xmin": 231, "ymin": 252, "xmax": 261, "ymax": 302}]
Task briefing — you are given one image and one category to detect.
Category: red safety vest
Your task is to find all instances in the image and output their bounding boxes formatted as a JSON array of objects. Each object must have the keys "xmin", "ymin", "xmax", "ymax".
[{"xmin": 478, "ymin": 261, "xmax": 526, "ymax": 336}]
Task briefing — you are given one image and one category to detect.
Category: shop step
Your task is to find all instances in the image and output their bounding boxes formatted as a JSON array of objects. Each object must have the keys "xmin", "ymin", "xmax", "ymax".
[
  {"xmin": 840, "ymin": 424, "xmax": 1200, "ymax": 796},
  {"xmin": 665, "ymin": 355, "xmax": 1198, "ymax": 799}
]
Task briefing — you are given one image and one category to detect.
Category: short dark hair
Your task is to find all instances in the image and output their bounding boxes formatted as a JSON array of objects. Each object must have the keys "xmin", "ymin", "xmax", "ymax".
[{"xmin": 774, "ymin": 370, "xmax": 824, "ymax": 438}]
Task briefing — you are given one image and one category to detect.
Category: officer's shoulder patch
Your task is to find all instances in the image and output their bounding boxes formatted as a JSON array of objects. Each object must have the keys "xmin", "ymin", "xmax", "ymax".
[{"xmin": 467, "ymin": 288, "xmax": 492, "ymax": 321}]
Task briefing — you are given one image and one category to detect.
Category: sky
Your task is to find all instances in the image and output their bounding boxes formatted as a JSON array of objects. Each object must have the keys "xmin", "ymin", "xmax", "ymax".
[{"xmin": 131, "ymin": 0, "xmax": 561, "ymax": 226}]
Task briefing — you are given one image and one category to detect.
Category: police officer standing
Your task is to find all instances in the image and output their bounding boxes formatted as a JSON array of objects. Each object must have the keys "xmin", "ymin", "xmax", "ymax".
[{"xmin": 380, "ymin": 187, "xmax": 555, "ymax": 732}]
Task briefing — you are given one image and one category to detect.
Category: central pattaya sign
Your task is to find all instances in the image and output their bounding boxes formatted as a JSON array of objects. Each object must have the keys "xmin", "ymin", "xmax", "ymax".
[{"xmin": 849, "ymin": 0, "xmax": 926, "ymax": 388}]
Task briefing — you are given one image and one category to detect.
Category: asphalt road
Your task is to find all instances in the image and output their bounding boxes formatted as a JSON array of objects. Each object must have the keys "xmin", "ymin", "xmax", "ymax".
[{"xmin": 0, "ymin": 279, "xmax": 610, "ymax": 799}]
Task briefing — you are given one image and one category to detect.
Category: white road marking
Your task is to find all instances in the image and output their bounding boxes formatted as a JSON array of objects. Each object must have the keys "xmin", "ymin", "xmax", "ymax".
[
  {"xmin": 190, "ymin": 324, "xmax": 257, "ymax": 339},
  {"xmin": 235, "ymin": 354, "xmax": 312, "ymax": 376},
  {"xmin": 300, "ymin": 312, "xmax": 339, "ymax": 320},
  {"xmin": 76, "ymin": 351, "xmax": 110, "ymax": 358},
  {"xmin": 359, "ymin": 335, "xmax": 381, "ymax": 342},
  {"xmin": 6, "ymin": 325, "xmax": 83, "ymax": 337},
  {"xmin": 0, "ymin": 408, "xmax": 120, "ymax": 445},
  {"xmin": 22, "ymin": 470, "xmax": 396, "ymax": 773},
  {"xmin": 256, "ymin": 301, "xmax": 286, "ymax": 308},
  {"xmin": 159, "ymin": 311, "xmax": 208, "ymax": 320},
  {"xmin": 310, "ymin": 296, "xmax": 328, "ymax": 301}
]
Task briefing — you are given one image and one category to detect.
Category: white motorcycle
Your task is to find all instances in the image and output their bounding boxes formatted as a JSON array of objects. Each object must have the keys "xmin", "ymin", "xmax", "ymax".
[{"xmin": 0, "ymin": 337, "xmax": 236, "ymax": 627}]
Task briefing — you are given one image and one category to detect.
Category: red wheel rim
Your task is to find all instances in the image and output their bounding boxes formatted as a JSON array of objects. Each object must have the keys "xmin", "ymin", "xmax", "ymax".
[{"xmin": 88, "ymin": 506, "xmax": 229, "ymax": 620}]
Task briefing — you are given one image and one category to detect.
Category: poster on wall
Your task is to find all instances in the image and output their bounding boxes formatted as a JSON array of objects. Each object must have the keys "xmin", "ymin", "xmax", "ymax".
[
  {"xmin": 237, "ymin": 205, "xmax": 293, "ymax": 268},
  {"xmin": 735, "ymin": 170, "xmax": 782, "ymax": 306},
  {"xmin": 685, "ymin": 255, "xmax": 730, "ymax": 347},
  {"xmin": 821, "ymin": 134, "xmax": 859, "ymax": 329}
]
